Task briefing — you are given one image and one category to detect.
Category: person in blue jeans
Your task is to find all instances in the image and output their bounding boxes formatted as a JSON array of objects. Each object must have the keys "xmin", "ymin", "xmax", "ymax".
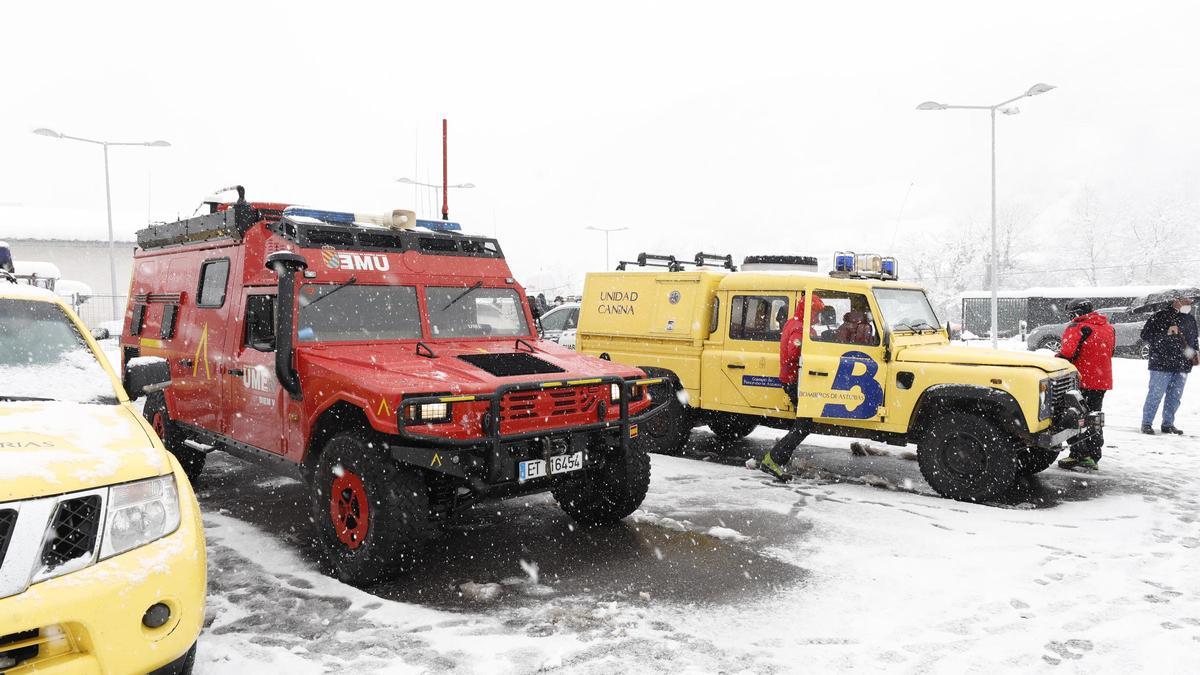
[{"xmin": 1140, "ymin": 295, "xmax": 1198, "ymax": 434}]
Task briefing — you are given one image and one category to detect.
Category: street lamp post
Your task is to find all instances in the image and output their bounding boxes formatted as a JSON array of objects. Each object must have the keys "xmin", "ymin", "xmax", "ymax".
[
  {"xmin": 584, "ymin": 226, "xmax": 628, "ymax": 270},
  {"xmin": 916, "ymin": 83, "xmax": 1056, "ymax": 349},
  {"xmin": 33, "ymin": 128, "xmax": 170, "ymax": 320},
  {"xmin": 395, "ymin": 177, "xmax": 474, "ymax": 220}
]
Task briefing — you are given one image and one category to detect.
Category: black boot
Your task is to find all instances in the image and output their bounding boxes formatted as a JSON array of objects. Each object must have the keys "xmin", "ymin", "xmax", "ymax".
[
  {"xmin": 1141, "ymin": 425, "xmax": 1156, "ymax": 435},
  {"xmin": 1162, "ymin": 425, "xmax": 1184, "ymax": 435}
]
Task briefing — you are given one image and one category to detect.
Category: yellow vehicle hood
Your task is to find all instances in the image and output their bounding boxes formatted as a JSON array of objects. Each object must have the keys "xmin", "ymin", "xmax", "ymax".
[
  {"xmin": 0, "ymin": 402, "xmax": 169, "ymax": 501},
  {"xmin": 895, "ymin": 344, "xmax": 1070, "ymax": 373}
]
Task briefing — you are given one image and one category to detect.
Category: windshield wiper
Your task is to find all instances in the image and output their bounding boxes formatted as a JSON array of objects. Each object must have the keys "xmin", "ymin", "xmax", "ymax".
[
  {"xmin": 303, "ymin": 276, "xmax": 357, "ymax": 308},
  {"xmin": 892, "ymin": 322, "xmax": 917, "ymax": 333},
  {"xmin": 910, "ymin": 321, "xmax": 939, "ymax": 333},
  {"xmin": 0, "ymin": 395, "xmax": 56, "ymax": 402},
  {"xmin": 442, "ymin": 280, "xmax": 483, "ymax": 311}
]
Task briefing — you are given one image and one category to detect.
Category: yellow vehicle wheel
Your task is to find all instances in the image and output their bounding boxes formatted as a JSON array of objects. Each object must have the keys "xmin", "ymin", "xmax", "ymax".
[
  {"xmin": 708, "ymin": 414, "xmax": 758, "ymax": 445},
  {"xmin": 643, "ymin": 382, "xmax": 691, "ymax": 455},
  {"xmin": 917, "ymin": 411, "xmax": 1019, "ymax": 502}
]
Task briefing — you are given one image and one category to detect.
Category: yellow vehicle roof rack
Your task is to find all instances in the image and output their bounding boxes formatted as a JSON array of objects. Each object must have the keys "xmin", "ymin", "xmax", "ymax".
[{"xmin": 614, "ymin": 252, "xmax": 736, "ymax": 272}]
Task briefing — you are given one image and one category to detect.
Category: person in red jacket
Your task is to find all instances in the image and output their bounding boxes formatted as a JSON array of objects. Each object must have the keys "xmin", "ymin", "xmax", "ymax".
[
  {"xmin": 1055, "ymin": 298, "xmax": 1115, "ymax": 471},
  {"xmin": 761, "ymin": 293, "xmax": 824, "ymax": 481}
]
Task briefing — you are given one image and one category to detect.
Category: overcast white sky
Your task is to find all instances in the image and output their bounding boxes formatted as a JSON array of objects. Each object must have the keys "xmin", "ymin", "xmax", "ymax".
[{"xmin": 2, "ymin": 1, "xmax": 1197, "ymax": 292}]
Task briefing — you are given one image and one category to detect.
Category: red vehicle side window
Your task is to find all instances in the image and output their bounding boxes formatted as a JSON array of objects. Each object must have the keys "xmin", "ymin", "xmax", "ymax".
[{"xmin": 197, "ymin": 259, "xmax": 230, "ymax": 308}]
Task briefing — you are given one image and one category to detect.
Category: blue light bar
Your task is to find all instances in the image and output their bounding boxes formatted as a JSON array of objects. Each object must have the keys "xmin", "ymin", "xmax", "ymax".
[
  {"xmin": 881, "ymin": 257, "xmax": 897, "ymax": 279},
  {"xmin": 834, "ymin": 251, "xmax": 855, "ymax": 272},
  {"xmin": 416, "ymin": 219, "xmax": 462, "ymax": 232},
  {"xmin": 282, "ymin": 207, "xmax": 356, "ymax": 223}
]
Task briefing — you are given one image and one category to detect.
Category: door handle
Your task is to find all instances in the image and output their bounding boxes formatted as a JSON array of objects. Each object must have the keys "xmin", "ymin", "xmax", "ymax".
[
  {"xmin": 726, "ymin": 363, "xmax": 746, "ymax": 370},
  {"xmin": 179, "ymin": 358, "xmax": 194, "ymax": 368},
  {"xmin": 227, "ymin": 368, "xmax": 244, "ymax": 376},
  {"xmin": 808, "ymin": 370, "xmax": 829, "ymax": 377}
]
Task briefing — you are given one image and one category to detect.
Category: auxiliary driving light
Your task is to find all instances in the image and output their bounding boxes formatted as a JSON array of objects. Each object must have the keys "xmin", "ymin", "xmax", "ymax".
[{"xmin": 407, "ymin": 402, "xmax": 451, "ymax": 424}]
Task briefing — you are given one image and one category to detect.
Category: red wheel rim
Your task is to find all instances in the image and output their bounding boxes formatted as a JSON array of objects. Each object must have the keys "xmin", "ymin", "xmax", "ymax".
[{"xmin": 330, "ymin": 471, "xmax": 369, "ymax": 549}]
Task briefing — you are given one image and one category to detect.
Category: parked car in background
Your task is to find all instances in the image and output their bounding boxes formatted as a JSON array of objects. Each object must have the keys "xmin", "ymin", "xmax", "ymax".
[
  {"xmin": 0, "ymin": 282, "xmax": 204, "ymax": 674},
  {"xmin": 1026, "ymin": 306, "xmax": 1148, "ymax": 358},
  {"xmin": 539, "ymin": 301, "xmax": 580, "ymax": 349}
]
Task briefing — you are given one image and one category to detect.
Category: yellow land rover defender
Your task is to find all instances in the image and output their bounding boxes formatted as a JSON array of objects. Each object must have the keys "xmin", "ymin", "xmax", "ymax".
[{"xmin": 577, "ymin": 252, "xmax": 1091, "ymax": 502}]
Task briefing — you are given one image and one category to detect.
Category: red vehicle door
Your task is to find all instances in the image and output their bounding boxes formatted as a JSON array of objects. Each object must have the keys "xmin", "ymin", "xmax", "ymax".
[
  {"xmin": 222, "ymin": 289, "xmax": 286, "ymax": 454},
  {"xmin": 173, "ymin": 254, "xmax": 237, "ymax": 430}
]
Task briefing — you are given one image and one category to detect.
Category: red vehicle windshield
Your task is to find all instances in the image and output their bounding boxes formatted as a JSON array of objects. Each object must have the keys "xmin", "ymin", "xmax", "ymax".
[
  {"xmin": 298, "ymin": 284, "xmax": 422, "ymax": 342},
  {"xmin": 295, "ymin": 283, "xmax": 531, "ymax": 342},
  {"xmin": 425, "ymin": 286, "xmax": 529, "ymax": 338}
]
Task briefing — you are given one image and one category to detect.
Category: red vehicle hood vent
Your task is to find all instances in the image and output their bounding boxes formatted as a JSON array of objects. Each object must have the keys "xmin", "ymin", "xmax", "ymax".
[{"xmin": 457, "ymin": 353, "xmax": 566, "ymax": 377}]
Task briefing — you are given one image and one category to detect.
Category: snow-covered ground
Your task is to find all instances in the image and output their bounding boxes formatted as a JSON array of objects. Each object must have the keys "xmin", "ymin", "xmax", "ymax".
[{"xmin": 99, "ymin": 342, "xmax": 1200, "ymax": 672}]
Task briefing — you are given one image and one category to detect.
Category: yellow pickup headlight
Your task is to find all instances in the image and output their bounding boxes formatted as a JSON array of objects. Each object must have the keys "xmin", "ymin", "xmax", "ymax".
[{"xmin": 98, "ymin": 475, "xmax": 181, "ymax": 560}]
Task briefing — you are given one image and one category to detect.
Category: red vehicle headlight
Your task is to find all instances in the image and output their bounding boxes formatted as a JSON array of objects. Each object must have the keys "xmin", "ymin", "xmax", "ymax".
[{"xmin": 405, "ymin": 401, "xmax": 452, "ymax": 424}]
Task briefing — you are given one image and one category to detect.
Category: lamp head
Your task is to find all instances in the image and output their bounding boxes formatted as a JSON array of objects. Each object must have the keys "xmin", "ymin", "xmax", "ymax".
[
  {"xmin": 147, "ymin": 140, "xmax": 171, "ymax": 148},
  {"xmin": 1025, "ymin": 83, "xmax": 1056, "ymax": 97},
  {"xmin": 916, "ymin": 101, "xmax": 948, "ymax": 111},
  {"xmin": 1000, "ymin": 107, "xmax": 1021, "ymax": 116},
  {"xmin": 396, "ymin": 177, "xmax": 414, "ymax": 184},
  {"xmin": 32, "ymin": 128, "xmax": 62, "ymax": 139}
]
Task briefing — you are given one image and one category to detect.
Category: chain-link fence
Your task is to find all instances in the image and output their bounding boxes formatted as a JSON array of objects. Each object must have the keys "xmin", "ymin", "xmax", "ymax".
[{"xmin": 68, "ymin": 294, "xmax": 128, "ymax": 331}]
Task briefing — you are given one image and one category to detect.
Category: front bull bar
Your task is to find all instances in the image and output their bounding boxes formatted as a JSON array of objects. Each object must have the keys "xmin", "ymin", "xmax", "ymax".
[
  {"xmin": 395, "ymin": 375, "xmax": 669, "ymax": 453},
  {"xmin": 1032, "ymin": 391, "xmax": 1101, "ymax": 449}
]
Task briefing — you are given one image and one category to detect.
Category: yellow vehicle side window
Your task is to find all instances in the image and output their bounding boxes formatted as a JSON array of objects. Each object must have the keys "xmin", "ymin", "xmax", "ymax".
[
  {"xmin": 811, "ymin": 290, "xmax": 879, "ymax": 346},
  {"xmin": 729, "ymin": 295, "xmax": 788, "ymax": 342}
]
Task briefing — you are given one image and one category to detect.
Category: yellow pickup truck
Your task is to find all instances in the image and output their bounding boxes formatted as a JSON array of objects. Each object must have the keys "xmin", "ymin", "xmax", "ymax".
[
  {"xmin": 1, "ymin": 281, "xmax": 204, "ymax": 674},
  {"xmin": 577, "ymin": 252, "xmax": 1091, "ymax": 501}
]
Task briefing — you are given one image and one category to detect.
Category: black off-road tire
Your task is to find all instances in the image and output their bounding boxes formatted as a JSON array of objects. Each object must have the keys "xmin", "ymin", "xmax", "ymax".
[
  {"xmin": 143, "ymin": 392, "xmax": 205, "ymax": 485},
  {"xmin": 917, "ymin": 411, "xmax": 1020, "ymax": 502},
  {"xmin": 1016, "ymin": 448, "xmax": 1060, "ymax": 476},
  {"xmin": 311, "ymin": 431, "xmax": 434, "ymax": 586},
  {"xmin": 708, "ymin": 413, "xmax": 758, "ymax": 444},
  {"xmin": 642, "ymin": 381, "xmax": 691, "ymax": 455},
  {"xmin": 553, "ymin": 441, "xmax": 651, "ymax": 526}
]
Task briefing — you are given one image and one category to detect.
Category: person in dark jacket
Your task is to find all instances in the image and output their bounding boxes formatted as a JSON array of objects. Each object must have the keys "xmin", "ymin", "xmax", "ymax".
[
  {"xmin": 1054, "ymin": 299, "xmax": 1115, "ymax": 470},
  {"xmin": 1140, "ymin": 295, "xmax": 1198, "ymax": 434},
  {"xmin": 760, "ymin": 294, "xmax": 824, "ymax": 481}
]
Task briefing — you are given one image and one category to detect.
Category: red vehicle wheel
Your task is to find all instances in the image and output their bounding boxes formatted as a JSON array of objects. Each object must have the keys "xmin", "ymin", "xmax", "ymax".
[
  {"xmin": 142, "ymin": 392, "xmax": 205, "ymax": 484},
  {"xmin": 311, "ymin": 431, "xmax": 434, "ymax": 585},
  {"xmin": 151, "ymin": 411, "xmax": 167, "ymax": 437},
  {"xmin": 330, "ymin": 471, "xmax": 369, "ymax": 549}
]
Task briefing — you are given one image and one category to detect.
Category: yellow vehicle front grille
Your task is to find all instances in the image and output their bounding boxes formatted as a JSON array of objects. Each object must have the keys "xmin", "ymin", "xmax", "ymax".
[{"xmin": 0, "ymin": 625, "xmax": 78, "ymax": 673}]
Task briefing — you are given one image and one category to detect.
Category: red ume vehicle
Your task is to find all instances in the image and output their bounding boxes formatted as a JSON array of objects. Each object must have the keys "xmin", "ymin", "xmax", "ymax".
[{"xmin": 120, "ymin": 187, "xmax": 665, "ymax": 583}]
